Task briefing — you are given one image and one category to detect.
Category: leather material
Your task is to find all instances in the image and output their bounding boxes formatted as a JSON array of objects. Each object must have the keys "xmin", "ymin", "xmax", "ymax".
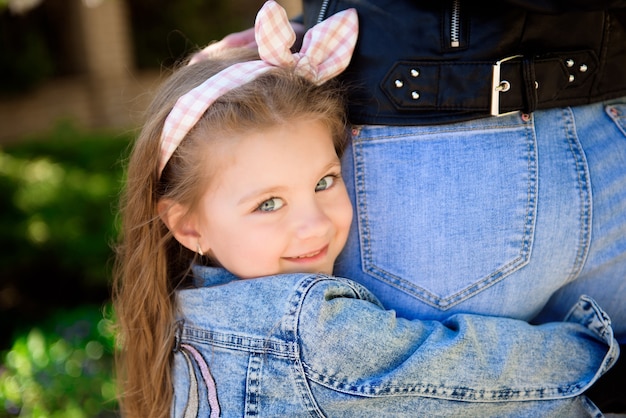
[
  {"xmin": 302, "ymin": 0, "xmax": 626, "ymax": 125},
  {"xmin": 381, "ymin": 50, "xmax": 598, "ymax": 114}
]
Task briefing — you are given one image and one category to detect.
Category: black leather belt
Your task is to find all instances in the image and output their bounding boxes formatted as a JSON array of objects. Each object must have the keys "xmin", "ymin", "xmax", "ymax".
[{"xmin": 381, "ymin": 50, "xmax": 598, "ymax": 116}]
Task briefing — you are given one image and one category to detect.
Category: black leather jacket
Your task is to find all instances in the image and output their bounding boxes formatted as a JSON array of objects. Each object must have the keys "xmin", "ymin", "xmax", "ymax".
[{"xmin": 301, "ymin": 0, "xmax": 626, "ymax": 125}]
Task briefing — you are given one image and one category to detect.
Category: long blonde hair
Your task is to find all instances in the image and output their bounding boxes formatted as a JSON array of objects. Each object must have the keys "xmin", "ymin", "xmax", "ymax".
[{"xmin": 112, "ymin": 48, "xmax": 348, "ymax": 417}]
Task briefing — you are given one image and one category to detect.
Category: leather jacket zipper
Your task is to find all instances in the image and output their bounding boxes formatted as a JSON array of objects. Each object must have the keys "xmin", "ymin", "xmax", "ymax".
[
  {"xmin": 317, "ymin": 0, "xmax": 330, "ymax": 23},
  {"xmin": 317, "ymin": 0, "xmax": 462, "ymax": 48},
  {"xmin": 450, "ymin": 0, "xmax": 461, "ymax": 47}
]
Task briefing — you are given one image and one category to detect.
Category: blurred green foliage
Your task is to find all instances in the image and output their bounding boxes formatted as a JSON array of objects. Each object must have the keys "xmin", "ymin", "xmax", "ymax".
[
  {"xmin": 0, "ymin": 305, "xmax": 118, "ymax": 417},
  {"xmin": 0, "ymin": 122, "xmax": 131, "ymax": 347},
  {"xmin": 0, "ymin": 122, "xmax": 130, "ymax": 416}
]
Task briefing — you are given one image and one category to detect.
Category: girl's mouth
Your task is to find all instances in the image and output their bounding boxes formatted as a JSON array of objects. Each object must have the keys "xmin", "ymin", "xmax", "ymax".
[{"xmin": 285, "ymin": 245, "xmax": 328, "ymax": 262}]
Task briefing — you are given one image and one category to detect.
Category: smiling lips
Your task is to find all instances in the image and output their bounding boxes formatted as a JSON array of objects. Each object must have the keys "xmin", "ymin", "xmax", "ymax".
[{"xmin": 285, "ymin": 245, "xmax": 328, "ymax": 262}]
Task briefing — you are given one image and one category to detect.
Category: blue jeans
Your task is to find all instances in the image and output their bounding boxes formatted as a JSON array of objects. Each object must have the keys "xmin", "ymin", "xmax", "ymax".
[{"xmin": 336, "ymin": 98, "xmax": 626, "ymax": 343}]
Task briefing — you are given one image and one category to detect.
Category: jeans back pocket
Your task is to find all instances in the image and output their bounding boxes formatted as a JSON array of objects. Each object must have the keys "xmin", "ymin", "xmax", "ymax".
[{"xmin": 343, "ymin": 117, "xmax": 538, "ymax": 309}]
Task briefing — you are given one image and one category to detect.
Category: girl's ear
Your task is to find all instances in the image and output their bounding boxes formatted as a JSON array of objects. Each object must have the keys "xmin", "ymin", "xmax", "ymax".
[{"xmin": 158, "ymin": 199, "xmax": 201, "ymax": 252}]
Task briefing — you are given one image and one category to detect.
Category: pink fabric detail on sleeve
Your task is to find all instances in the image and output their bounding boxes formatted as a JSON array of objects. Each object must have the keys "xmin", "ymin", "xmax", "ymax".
[{"xmin": 181, "ymin": 343, "xmax": 220, "ymax": 418}]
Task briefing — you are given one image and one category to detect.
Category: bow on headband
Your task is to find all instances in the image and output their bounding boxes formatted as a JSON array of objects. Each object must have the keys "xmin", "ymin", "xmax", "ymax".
[{"xmin": 158, "ymin": 0, "xmax": 358, "ymax": 176}]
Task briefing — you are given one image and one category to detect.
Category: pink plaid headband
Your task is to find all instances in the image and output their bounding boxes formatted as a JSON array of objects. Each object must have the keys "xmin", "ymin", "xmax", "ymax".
[{"xmin": 158, "ymin": 0, "xmax": 358, "ymax": 176}]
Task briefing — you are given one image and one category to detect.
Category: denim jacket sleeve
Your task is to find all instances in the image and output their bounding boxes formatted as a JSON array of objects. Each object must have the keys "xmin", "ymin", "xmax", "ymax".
[
  {"xmin": 294, "ymin": 275, "xmax": 619, "ymax": 415},
  {"xmin": 172, "ymin": 272, "xmax": 618, "ymax": 417}
]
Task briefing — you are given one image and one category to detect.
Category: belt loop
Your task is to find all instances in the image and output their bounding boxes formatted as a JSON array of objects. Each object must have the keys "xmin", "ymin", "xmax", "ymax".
[{"xmin": 522, "ymin": 57, "xmax": 538, "ymax": 114}]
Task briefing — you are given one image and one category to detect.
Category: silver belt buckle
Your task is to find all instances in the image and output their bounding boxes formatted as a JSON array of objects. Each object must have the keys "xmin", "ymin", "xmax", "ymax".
[{"xmin": 491, "ymin": 55, "xmax": 522, "ymax": 116}]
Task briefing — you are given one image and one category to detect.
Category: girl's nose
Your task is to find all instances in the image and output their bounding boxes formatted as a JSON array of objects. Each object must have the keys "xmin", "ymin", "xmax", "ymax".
[{"xmin": 294, "ymin": 203, "xmax": 332, "ymax": 240}]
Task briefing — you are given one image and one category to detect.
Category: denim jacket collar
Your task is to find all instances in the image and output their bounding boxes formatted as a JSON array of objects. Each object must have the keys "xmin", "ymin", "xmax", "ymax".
[{"xmin": 191, "ymin": 264, "xmax": 238, "ymax": 288}]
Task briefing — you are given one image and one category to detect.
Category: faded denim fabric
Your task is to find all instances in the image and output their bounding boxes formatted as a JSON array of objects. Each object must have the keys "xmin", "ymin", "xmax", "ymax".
[
  {"xmin": 170, "ymin": 266, "xmax": 618, "ymax": 417},
  {"xmin": 336, "ymin": 99, "xmax": 626, "ymax": 343}
]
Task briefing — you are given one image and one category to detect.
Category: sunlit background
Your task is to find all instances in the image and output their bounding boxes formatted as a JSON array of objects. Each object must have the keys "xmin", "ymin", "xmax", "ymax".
[{"xmin": 0, "ymin": 1, "xmax": 300, "ymax": 416}]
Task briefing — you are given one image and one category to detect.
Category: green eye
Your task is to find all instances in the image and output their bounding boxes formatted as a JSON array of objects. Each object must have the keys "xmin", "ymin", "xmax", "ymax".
[
  {"xmin": 257, "ymin": 197, "xmax": 284, "ymax": 212},
  {"xmin": 315, "ymin": 175, "xmax": 335, "ymax": 192}
]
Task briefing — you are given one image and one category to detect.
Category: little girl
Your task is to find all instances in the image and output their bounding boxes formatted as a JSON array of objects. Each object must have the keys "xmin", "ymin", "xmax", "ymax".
[{"xmin": 112, "ymin": 2, "xmax": 618, "ymax": 417}]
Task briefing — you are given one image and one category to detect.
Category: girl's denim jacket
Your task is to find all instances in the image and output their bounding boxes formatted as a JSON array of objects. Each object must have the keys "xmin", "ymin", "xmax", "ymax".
[{"xmin": 171, "ymin": 266, "xmax": 619, "ymax": 417}]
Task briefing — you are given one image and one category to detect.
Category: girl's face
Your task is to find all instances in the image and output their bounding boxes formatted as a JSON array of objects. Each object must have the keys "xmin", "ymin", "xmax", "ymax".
[{"xmin": 195, "ymin": 119, "xmax": 353, "ymax": 278}]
